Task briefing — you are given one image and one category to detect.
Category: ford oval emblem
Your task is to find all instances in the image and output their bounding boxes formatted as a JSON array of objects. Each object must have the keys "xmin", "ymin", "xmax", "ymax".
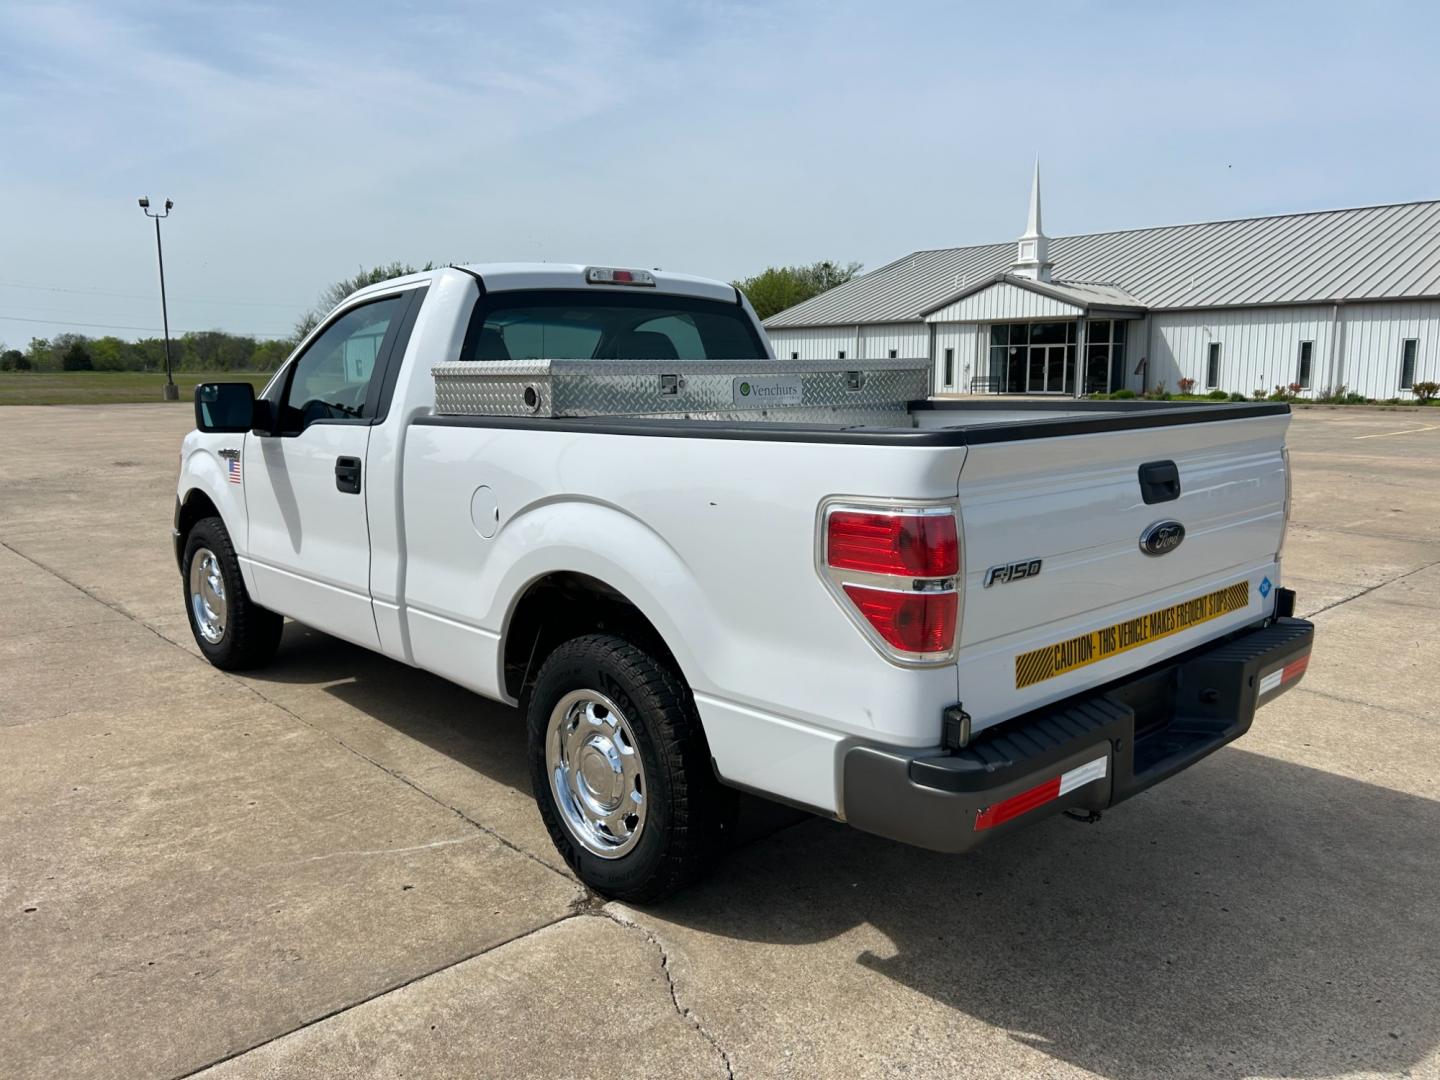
[{"xmin": 1140, "ymin": 519, "xmax": 1186, "ymax": 556}]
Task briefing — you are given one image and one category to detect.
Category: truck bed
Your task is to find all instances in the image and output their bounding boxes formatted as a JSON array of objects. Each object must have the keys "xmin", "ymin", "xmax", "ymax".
[{"xmin": 411, "ymin": 393, "xmax": 1291, "ymax": 749}]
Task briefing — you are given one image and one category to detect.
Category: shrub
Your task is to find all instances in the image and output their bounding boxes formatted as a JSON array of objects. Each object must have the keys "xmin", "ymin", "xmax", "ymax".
[
  {"xmin": 1141, "ymin": 382, "xmax": 1170, "ymax": 401},
  {"xmin": 1178, "ymin": 377, "xmax": 1196, "ymax": 394},
  {"xmin": 1207, "ymin": 389, "xmax": 1228, "ymax": 400},
  {"xmin": 1412, "ymin": 380, "xmax": 1440, "ymax": 404},
  {"xmin": 1111, "ymin": 388, "xmax": 1136, "ymax": 399},
  {"xmin": 1253, "ymin": 389, "xmax": 1266, "ymax": 400},
  {"xmin": 1228, "ymin": 392, "xmax": 1247, "ymax": 402},
  {"xmin": 61, "ymin": 343, "xmax": 93, "ymax": 371}
]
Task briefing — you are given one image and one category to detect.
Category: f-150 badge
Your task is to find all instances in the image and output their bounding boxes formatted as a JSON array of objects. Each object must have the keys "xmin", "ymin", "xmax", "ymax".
[{"xmin": 984, "ymin": 558, "xmax": 1042, "ymax": 587}]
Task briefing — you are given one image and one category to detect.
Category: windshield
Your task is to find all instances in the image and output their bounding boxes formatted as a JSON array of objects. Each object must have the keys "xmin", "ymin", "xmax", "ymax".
[{"xmin": 459, "ymin": 289, "xmax": 768, "ymax": 362}]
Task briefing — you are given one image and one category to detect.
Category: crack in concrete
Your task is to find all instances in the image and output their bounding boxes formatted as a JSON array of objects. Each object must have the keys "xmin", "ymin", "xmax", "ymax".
[
  {"xmin": 261, "ymin": 834, "xmax": 481, "ymax": 869},
  {"xmin": 1287, "ymin": 522, "xmax": 1440, "ymax": 545},
  {"xmin": 602, "ymin": 906, "xmax": 737, "ymax": 1080},
  {"xmin": 165, "ymin": 911, "xmax": 583, "ymax": 1080},
  {"xmin": 0, "ymin": 539, "xmax": 191, "ymax": 654},
  {"xmin": 1303, "ymin": 557, "xmax": 1440, "ymax": 618},
  {"xmin": 1288, "ymin": 683, "xmax": 1434, "ymax": 725},
  {"xmin": 228, "ymin": 673, "xmax": 578, "ymax": 886}
]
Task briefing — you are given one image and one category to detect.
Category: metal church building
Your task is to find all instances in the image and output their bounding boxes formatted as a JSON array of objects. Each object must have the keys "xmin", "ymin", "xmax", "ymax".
[{"xmin": 764, "ymin": 167, "xmax": 1440, "ymax": 400}]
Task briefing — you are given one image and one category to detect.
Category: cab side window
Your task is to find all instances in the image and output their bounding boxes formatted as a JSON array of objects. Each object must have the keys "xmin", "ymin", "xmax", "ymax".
[{"xmin": 280, "ymin": 296, "xmax": 405, "ymax": 432}]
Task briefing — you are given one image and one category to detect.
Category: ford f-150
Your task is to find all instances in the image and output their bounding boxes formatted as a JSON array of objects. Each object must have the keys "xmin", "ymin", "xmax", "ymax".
[{"xmin": 175, "ymin": 263, "xmax": 1314, "ymax": 900}]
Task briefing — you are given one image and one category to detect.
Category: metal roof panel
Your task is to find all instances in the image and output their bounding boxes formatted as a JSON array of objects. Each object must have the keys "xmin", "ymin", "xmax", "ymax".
[{"xmin": 764, "ymin": 200, "xmax": 1440, "ymax": 327}]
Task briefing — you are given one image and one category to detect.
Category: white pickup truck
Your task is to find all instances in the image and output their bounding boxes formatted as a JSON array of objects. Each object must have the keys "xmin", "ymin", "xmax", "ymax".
[{"xmin": 175, "ymin": 263, "xmax": 1314, "ymax": 900}]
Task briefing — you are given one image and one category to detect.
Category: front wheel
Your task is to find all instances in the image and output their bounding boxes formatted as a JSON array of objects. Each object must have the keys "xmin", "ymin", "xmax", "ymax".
[
  {"xmin": 182, "ymin": 516, "xmax": 283, "ymax": 671},
  {"xmin": 527, "ymin": 634, "xmax": 732, "ymax": 902}
]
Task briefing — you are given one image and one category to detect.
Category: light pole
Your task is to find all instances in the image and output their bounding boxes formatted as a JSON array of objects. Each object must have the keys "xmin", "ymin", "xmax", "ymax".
[{"xmin": 138, "ymin": 196, "xmax": 177, "ymax": 400}]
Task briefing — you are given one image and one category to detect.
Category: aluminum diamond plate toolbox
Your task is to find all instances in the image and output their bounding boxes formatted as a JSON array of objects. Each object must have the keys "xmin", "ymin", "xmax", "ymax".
[{"xmin": 431, "ymin": 358, "xmax": 930, "ymax": 421}]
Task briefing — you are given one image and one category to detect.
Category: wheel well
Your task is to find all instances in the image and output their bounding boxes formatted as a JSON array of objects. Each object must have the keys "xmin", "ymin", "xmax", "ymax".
[
  {"xmin": 503, "ymin": 572, "xmax": 682, "ymax": 703},
  {"xmin": 178, "ymin": 489, "xmax": 221, "ymax": 546}
]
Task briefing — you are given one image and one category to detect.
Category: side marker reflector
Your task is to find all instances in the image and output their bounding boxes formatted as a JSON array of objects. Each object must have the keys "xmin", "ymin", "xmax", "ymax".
[
  {"xmin": 974, "ymin": 755, "xmax": 1108, "ymax": 831},
  {"xmin": 1258, "ymin": 653, "xmax": 1310, "ymax": 697}
]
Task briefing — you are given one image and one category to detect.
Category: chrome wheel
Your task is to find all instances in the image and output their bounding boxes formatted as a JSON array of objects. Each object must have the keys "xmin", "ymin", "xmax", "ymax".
[
  {"xmin": 188, "ymin": 546, "xmax": 227, "ymax": 644},
  {"xmin": 546, "ymin": 689, "xmax": 647, "ymax": 859}
]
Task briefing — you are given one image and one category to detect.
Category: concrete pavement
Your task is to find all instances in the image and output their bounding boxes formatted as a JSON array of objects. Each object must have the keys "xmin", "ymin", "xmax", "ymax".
[{"xmin": 1, "ymin": 403, "xmax": 1437, "ymax": 1079}]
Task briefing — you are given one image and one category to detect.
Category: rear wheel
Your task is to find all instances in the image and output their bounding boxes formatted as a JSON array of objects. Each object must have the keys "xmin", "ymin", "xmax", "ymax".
[
  {"xmin": 527, "ymin": 634, "xmax": 732, "ymax": 902},
  {"xmin": 182, "ymin": 516, "xmax": 283, "ymax": 670}
]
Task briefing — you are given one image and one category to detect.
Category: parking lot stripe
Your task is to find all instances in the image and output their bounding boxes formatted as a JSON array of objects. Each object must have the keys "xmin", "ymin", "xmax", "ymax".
[{"xmin": 1353, "ymin": 423, "xmax": 1440, "ymax": 440}]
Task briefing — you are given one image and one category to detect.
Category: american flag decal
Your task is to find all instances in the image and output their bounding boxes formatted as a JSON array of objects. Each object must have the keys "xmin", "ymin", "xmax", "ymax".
[{"xmin": 226, "ymin": 456, "xmax": 242, "ymax": 485}]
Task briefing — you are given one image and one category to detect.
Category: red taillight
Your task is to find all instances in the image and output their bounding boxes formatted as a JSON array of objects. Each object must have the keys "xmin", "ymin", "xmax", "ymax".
[
  {"xmin": 821, "ymin": 503, "xmax": 961, "ymax": 660},
  {"xmin": 827, "ymin": 511, "xmax": 959, "ymax": 578},
  {"xmin": 842, "ymin": 585, "xmax": 957, "ymax": 654}
]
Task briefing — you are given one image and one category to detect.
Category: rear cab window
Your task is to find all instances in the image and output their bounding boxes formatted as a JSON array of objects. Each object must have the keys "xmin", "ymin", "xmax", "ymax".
[{"xmin": 459, "ymin": 290, "xmax": 768, "ymax": 362}]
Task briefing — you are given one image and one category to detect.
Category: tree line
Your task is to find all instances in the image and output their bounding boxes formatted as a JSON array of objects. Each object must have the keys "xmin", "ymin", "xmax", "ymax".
[
  {"xmin": 0, "ymin": 332, "xmax": 293, "ymax": 373},
  {"xmin": 0, "ymin": 259, "xmax": 861, "ymax": 372}
]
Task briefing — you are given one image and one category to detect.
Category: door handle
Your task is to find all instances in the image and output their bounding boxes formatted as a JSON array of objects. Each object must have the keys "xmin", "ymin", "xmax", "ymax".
[
  {"xmin": 335, "ymin": 456, "xmax": 362, "ymax": 494},
  {"xmin": 1138, "ymin": 460, "xmax": 1180, "ymax": 504}
]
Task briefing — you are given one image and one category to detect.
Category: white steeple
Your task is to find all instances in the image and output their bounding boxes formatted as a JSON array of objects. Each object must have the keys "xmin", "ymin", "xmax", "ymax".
[{"xmin": 1012, "ymin": 159, "xmax": 1054, "ymax": 282}]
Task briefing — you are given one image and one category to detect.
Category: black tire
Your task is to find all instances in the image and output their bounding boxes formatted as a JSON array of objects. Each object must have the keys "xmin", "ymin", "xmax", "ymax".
[
  {"xmin": 527, "ymin": 634, "xmax": 733, "ymax": 903},
  {"xmin": 181, "ymin": 516, "xmax": 283, "ymax": 671}
]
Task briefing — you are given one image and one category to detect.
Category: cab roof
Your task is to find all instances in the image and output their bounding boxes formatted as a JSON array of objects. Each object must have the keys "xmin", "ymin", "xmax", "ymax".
[{"xmin": 348, "ymin": 263, "xmax": 741, "ymax": 306}]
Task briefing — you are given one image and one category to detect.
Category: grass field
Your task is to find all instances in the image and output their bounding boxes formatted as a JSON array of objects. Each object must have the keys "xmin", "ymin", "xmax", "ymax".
[{"xmin": 0, "ymin": 371, "xmax": 272, "ymax": 406}]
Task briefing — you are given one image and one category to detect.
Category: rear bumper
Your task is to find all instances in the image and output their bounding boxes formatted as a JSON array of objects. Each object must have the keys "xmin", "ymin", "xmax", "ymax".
[{"xmin": 841, "ymin": 614, "xmax": 1314, "ymax": 853}]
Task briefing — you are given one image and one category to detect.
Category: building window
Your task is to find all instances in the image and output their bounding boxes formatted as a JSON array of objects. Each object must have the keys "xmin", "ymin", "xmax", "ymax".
[
  {"xmin": 838, "ymin": 350, "xmax": 846, "ymax": 360},
  {"xmin": 1206, "ymin": 342, "xmax": 1222, "ymax": 389},
  {"xmin": 888, "ymin": 349, "xmax": 898, "ymax": 359},
  {"xmin": 1297, "ymin": 341, "xmax": 1313, "ymax": 390},
  {"xmin": 1083, "ymin": 319, "xmax": 1125, "ymax": 396},
  {"xmin": 988, "ymin": 321, "xmax": 1079, "ymax": 394},
  {"xmin": 790, "ymin": 351, "xmax": 799, "ymax": 360},
  {"xmin": 943, "ymin": 348, "xmax": 954, "ymax": 387},
  {"xmin": 1401, "ymin": 338, "xmax": 1418, "ymax": 389}
]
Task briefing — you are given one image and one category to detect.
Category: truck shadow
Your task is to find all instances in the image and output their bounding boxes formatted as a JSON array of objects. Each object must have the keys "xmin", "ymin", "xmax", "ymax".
[
  {"xmin": 655, "ymin": 749, "xmax": 1440, "ymax": 1079},
  {"xmin": 254, "ymin": 623, "xmax": 805, "ymax": 843},
  {"xmin": 254, "ymin": 625, "xmax": 1438, "ymax": 1079}
]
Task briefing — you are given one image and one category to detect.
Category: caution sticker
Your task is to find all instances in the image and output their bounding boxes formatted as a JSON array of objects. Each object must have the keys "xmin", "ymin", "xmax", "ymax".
[{"xmin": 1015, "ymin": 581, "xmax": 1250, "ymax": 690}]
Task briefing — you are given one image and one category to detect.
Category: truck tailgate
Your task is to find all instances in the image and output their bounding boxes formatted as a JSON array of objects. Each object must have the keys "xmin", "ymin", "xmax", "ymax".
[{"xmin": 954, "ymin": 412, "xmax": 1289, "ymax": 731}]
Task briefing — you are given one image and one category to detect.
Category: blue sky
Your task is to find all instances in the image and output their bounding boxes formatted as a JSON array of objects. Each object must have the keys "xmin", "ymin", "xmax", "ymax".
[{"xmin": 2, "ymin": 0, "xmax": 1438, "ymax": 344}]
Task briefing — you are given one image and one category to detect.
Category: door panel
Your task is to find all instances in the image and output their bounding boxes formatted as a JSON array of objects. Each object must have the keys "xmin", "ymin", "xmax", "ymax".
[
  {"xmin": 1047, "ymin": 344, "xmax": 1067, "ymax": 394},
  {"xmin": 245, "ymin": 423, "xmax": 378, "ymax": 648},
  {"xmin": 241, "ymin": 292, "xmax": 413, "ymax": 649},
  {"xmin": 1027, "ymin": 347, "xmax": 1045, "ymax": 393}
]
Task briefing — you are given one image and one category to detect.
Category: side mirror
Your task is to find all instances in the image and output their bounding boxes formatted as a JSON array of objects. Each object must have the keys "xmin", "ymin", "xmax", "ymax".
[{"xmin": 195, "ymin": 382, "xmax": 265, "ymax": 434}]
